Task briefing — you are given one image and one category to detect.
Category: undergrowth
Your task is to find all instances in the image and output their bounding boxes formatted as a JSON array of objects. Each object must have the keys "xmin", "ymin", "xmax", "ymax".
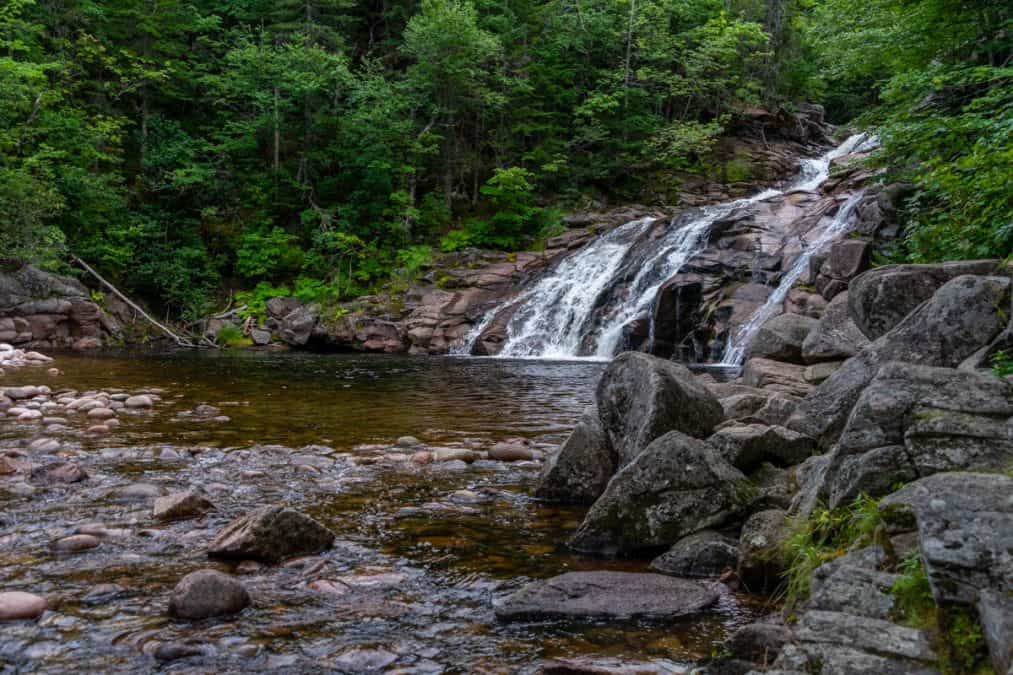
[{"xmin": 778, "ymin": 494, "xmax": 883, "ymax": 612}]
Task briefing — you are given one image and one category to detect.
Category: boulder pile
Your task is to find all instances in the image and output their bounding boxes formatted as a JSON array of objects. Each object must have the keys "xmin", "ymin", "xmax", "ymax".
[{"xmin": 534, "ymin": 258, "xmax": 1013, "ymax": 674}]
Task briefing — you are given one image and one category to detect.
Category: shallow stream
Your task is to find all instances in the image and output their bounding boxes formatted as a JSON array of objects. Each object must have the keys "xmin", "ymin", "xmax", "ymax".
[{"xmin": 1, "ymin": 351, "xmax": 766, "ymax": 673}]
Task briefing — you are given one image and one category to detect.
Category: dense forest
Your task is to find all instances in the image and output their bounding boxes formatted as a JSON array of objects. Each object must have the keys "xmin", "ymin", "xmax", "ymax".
[{"xmin": 1, "ymin": 0, "xmax": 1010, "ymax": 320}]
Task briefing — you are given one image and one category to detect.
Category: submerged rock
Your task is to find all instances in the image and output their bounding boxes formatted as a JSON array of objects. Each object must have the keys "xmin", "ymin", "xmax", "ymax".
[
  {"xmin": 207, "ymin": 505, "xmax": 334, "ymax": 563},
  {"xmin": 494, "ymin": 571, "xmax": 718, "ymax": 621},
  {"xmin": 0, "ymin": 592, "xmax": 47, "ymax": 621},
  {"xmin": 168, "ymin": 569, "xmax": 250, "ymax": 620}
]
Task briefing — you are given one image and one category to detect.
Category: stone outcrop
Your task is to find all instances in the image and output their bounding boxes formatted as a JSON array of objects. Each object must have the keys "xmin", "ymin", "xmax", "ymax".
[
  {"xmin": 816, "ymin": 364, "xmax": 1013, "ymax": 507},
  {"xmin": 788, "ymin": 274, "xmax": 1011, "ymax": 447},
  {"xmin": 801, "ymin": 292, "xmax": 869, "ymax": 363},
  {"xmin": 596, "ymin": 353, "xmax": 723, "ymax": 468},
  {"xmin": 494, "ymin": 571, "xmax": 718, "ymax": 622},
  {"xmin": 567, "ymin": 431, "xmax": 750, "ymax": 555},
  {"xmin": 0, "ymin": 264, "xmax": 121, "ymax": 350},
  {"xmin": 848, "ymin": 260, "xmax": 1001, "ymax": 340}
]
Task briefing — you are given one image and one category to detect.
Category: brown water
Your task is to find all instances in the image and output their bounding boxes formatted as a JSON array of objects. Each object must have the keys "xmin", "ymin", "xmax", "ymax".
[{"xmin": 0, "ymin": 350, "xmax": 766, "ymax": 673}]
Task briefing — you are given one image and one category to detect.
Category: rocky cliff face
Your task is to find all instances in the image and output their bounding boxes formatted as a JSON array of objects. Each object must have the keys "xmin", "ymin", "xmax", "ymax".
[{"xmin": 0, "ymin": 265, "xmax": 122, "ymax": 350}]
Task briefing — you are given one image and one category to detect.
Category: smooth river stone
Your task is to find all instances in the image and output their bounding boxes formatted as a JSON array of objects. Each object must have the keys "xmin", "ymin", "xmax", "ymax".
[
  {"xmin": 494, "ymin": 571, "xmax": 719, "ymax": 621},
  {"xmin": 0, "ymin": 592, "xmax": 47, "ymax": 621},
  {"xmin": 53, "ymin": 534, "xmax": 101, "ymax": 553},
  {"xmin": 124, "ymin": 394, "xmax": 153, "ymax": 408}
]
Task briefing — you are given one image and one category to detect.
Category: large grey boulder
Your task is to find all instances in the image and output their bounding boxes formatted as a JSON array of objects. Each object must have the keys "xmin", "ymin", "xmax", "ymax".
[
  {"xmin": 881, "ymin": 472, "xmax": 1013, "ymax": 675},
  {"xmin": 596, "ymin": 352, "xmax": 723, "ymax": 468},
  {"xmin": 746, "ymin": 313, "xmax": 819, "ymax": 364},
  {"xmin": 535, "ymin": 406, "xmax": 614, "ymax": 504},
  {"xmin": 820, "ymin": 364, "xmax": 1013, "ymax": 508},
  {"xmin": 649, "ymin": 530, "xmax": 739, "ymax": 578},
  {"xmin": 494, "ymin": 571, "xmax": 718, "ymax": 621},
  {"xmin": 280, "ymin": 305, "xmax": 319, "ymax": 346},
  {"xmin": 789, "ymin": 274, "xmax": 1011, "ymax": 447},
  {"xmin": 801, "ymin": 292, "xmax": 869, "ymax": 363},
  {"xmin": 567, "ymin": 431, "xmax": 750, "ymax": 555},
  {"xmin": 708, "ymin": 423, "xmax": 814, "ymax": 472},
  {"xmin": 168, "ymin": 569, "xmax": 250, "ymax": 620},
  {"xmin": 881, "ymin": 472, "xmax": 1012, "ymax": 605},
  {"xmin": 849, "ymin": 260, "xmax": 1002, "ymax": 340},
  {"xmin": 207, "ymin": 505, "xmax": 334, "ymax": 563}
]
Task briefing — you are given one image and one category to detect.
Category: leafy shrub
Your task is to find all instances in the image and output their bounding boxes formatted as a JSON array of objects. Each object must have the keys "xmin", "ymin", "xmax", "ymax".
[
  {"xmin": 236, "ymin": 282, "xmax": 291, "ymax": 321},
  {"xmin": 236, "ymin": 227, "xmax": 304, "ymax": 280},
  {"xmin": 215, "ymin": 324, "xmax": 249, "ymax": 348}
]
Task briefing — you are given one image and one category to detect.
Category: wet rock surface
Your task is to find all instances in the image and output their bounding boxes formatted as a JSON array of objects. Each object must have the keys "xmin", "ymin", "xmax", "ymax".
[
  {"xmin": 168, "ymin": 569, "xmax": 251, "ymax": 620},
  {"xmin": 495, "ymin": 571, "xmax": 719, "ymax": 621}
]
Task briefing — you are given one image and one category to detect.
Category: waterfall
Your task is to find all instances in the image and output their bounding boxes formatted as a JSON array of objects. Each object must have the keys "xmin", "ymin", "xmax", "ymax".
[
  {"xmin": 448, "ymin": 309, "xmax": 497, "ymax": 356},
  {"xmin": 468, "ymin": 133, "xmax": 873, "ymax": 360},
  {"xmin": 496, "ymin": 217, "xmax": 654, "ymax": 359},
  {"xmin": 719, "ymin": 190, "xmax": 866, "ymax": 365}
]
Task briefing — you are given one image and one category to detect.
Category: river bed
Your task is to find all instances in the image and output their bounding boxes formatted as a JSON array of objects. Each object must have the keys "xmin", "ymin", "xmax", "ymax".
[{"xmin": 1, "ymin": 350, "xmax": 767, "ymax": 673}]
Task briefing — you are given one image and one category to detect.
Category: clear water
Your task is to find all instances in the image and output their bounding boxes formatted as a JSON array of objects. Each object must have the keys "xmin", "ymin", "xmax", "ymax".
[{"xmin": 0, "ymin": 351, "xmax": 768, "ymax": 673}]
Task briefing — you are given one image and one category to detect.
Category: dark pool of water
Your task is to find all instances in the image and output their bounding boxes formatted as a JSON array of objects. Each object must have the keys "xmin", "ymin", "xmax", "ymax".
[{"xmin": 0, "ymin": 350, "xmax": 767, "ymax": 673}]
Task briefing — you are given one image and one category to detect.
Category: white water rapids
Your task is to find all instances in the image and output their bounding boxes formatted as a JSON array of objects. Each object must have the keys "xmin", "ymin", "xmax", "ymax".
[{"xmin": 459, "ymin": 133, "xmax": 875, "ymax": 360}]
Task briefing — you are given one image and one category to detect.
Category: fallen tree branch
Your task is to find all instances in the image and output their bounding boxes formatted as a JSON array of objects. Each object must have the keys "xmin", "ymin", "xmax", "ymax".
[{"xmin": 71, "ymin": 255, "xmax": 209, "ymax": 349}]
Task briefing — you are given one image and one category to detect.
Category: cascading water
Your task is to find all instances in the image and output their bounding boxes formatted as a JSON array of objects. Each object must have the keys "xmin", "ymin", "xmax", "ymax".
[
  {"xmin": 466, "ymin": 133, "xmax": 874, "ymax": 359},
  {"xmin": 495, "ymin": 217, "xmax": 654, "ymax": 359},
  {"xmin": 719, "ymin": 190, "xmax": 866, "ymax": 365}
]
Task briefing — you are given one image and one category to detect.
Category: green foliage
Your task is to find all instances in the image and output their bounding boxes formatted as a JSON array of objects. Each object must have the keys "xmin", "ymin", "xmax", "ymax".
[
  {"xmin": 236, "ymin": 227, "xmax": 304, "ymax": 280},
  {"xmin": 938, "ymin": 608, "xmax": 988, "ymax": 674},
  {"xmin": 889, "ymin": 552, "xmax": 935, "ymax": 625},
  {"xmin": 215, "ymin": 324, "xmax": 249, "ymax": 347},
  {"xmin": 779, "ymin": 494, "xmax": 883, "ymax": 610},
  {"xmin": 992, "ymin": 350, "xmax": 1013, "ymax": 378},
  {"xmin": 235, "ymin": 282, "xmax": 291, "ymax": 321}
]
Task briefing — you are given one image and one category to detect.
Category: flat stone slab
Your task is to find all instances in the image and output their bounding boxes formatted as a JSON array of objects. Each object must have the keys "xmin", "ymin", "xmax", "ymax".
[{"xmin": 494, "ymin": 571, "xmax": 718, "ymax": 621}]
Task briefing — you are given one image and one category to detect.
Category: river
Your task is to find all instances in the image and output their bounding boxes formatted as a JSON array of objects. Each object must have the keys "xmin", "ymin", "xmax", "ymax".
[{"xmin": 0, "ymin": 350, "xmax": 766, "ymax": 673}]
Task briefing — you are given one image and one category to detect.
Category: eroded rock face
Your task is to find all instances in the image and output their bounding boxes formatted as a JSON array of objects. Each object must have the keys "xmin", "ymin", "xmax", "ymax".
[
  {"xmin": 535, "ymin": 407, "xmax": 614, "ymax": 504},
  {"xmin": 0, "ymin": 265, "xmax": 120, "ymax": 349},
  {"xmin": 820, "ymin": 364, "xmax": 1013, "ymax": 507},
  {"xmin": 567, "ymin": 431, "xmax": 749, "ymax": 555},
  {"xmin": 879, "ymin": 472, "xmax": 1013, "ymax": 675},
  {"xmin": 207, "ymin": 505, "xmax": 334, "ymax": 563},
  {"xmin": 789, "ymin": 274, "xmax": 1011, "ymax": 447},
  {"xmin": 596, "ymin": 353, "xmax": 723, "ymax": 469},
  {"xmin": 494, "ymin": 571, "xmax": 718, "ymax": 621}
]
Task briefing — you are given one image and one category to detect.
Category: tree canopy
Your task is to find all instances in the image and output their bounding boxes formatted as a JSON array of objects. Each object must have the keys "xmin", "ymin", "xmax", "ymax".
[{"xmin": 1, "ymin": 0, "xmax": 1009, "ymax": 318}]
